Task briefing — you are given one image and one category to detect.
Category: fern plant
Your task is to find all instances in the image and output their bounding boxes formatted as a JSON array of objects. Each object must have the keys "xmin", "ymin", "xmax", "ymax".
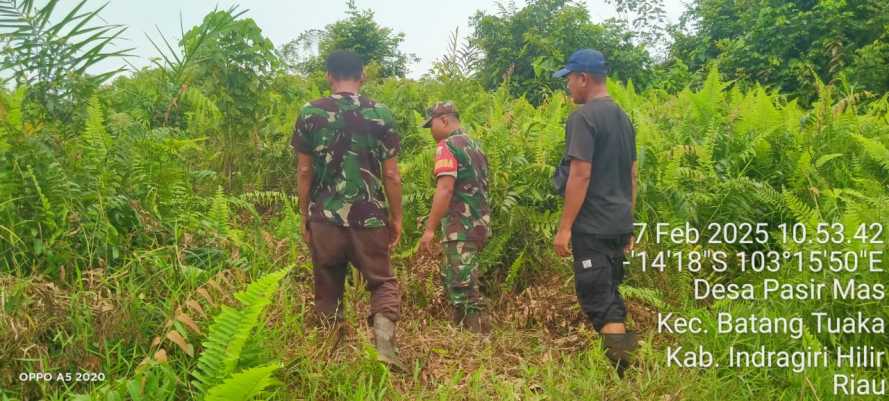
[
  {"xmin": 191, "ymin": 268, "xmax": 289, "ymax": 399},
  {"xmin": 68, "ymin": 269, "xmax": 287, "ymax": 401},
  {"xmin": 202, "ymin": 363, "xmax": 281, "ymax": 401},
  {"xmin": 853, "ymin": 134, "xmax": 889, "ymax": 174},
  {"xmin": 207, "ymin": 186, "xmax": 231, "ymax": 235}
]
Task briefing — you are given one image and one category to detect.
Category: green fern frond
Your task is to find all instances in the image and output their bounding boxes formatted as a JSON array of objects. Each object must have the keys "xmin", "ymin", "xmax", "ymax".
[
  {"xmin": 6, "ymin": 86, "xmax": 27, "ymax": 131},
  {"xmin": 620, "ymin": 285, "xmax": 667, "ymax": 310},
  {"xmin": 852, "ymin": 135, "xmax": 889, "ymax": 174},
  {"xmin": 782, "ymin": 191, "xmax": 819, "ymax": 227},
  {"xmin": 25, "ymin": 164, "xmax": 55, "ymax": 229},
  {"xmin": 477, "ymin": 226, "xmax": 512, "ymax": 274},
  {"xmin": 203, "ymin": 363, "xmax": 281, "ymax": 401},
  {"xmin": 689, "ymin": 66, "xmax": 726, "ymax": 123},
  {"xmin": 751, "ymin": 180, "xmax": 784, "ymax": 207},
  {"xmin": 193, "ymin": 268, "xmax": 289, "ymax": 393},
  {"xmin": 183, "ymin": 88, "xmax": 222, "ymax": 134},
  {"xmin": 504, "ymin": 249, "xmax": 525, "ymax": 289},
  {"xmin": 208, "ymin": 186, "xmax": 230, "ymax": 234},
  {"xmin": 240, "ymin": 191, "xmax": 298, "ymax": 209},
  {"xmin": 81, "ymin": 96, "xmax": 111, "ymax": 174}
]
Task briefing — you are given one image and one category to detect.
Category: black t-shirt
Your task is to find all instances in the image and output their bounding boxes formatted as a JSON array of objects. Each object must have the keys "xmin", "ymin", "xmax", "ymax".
[{"xmin": 564, "ymin": 96, "xmax": 636, "ymax": 236}]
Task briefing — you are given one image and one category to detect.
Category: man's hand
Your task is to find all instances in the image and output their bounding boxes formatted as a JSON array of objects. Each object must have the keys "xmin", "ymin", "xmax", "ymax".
[
  {"xmin": 388, "ymin": 217, "xmax": 402, "ymax": 250},
  {"xmin": 624, "ymin": 235, "xmax": 635, "ymax": 254},
  {"xmin": 553, "ymin": 229, "xmax": 572, "ymax": 257},
  {"xmin": 554, "ymin": 159, "xmax": 590, "ymax": 259},
  {"xmin": 419, "ymin": 229, "xmax": 436, "ymax": 255},
  {"xmin": 302, "ymin": 222, "xmax": 312, "ymax": 248},
  {"xmin": 381, "ymin": 157, "xmax": 403, "ymax": 252},
  {"xmin": 296, "ymin": 152, "xmax": 314, "ymax": 249},
  {"xmin": 423, "ymin": 175, "xmax": 455, "ymax": 257}
]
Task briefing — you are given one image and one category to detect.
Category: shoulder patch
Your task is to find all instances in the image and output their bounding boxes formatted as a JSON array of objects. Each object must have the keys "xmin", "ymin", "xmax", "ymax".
[{"xmin": 434, "ymin": 141, "xmax": 458, "ymax": 177}]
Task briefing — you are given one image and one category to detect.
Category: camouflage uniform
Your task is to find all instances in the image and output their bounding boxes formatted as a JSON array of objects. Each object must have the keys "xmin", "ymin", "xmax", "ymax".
[
  {"xmin": 426, "ymin": 102, "xmax": 491, "ymax": 313},
  {"xmin": 292, "ymin": 92, "xmax": 400, "ymax": 228},
  {"xmin": 293, "ymin": 92, "xmax": 401, "ymax": 323},
  {"xmin": 441, "ymin": 241, "xmax": 482, "ymax": 311}
]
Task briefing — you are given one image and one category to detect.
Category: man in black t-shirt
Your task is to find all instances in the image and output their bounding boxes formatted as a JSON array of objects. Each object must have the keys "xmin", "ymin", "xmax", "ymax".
[{"xmin": 552, "ymin": 49, "xmax": 638, "ymax": 376}]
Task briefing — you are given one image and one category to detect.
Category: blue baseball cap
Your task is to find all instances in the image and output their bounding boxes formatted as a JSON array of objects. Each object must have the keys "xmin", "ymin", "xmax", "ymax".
[{"xmin": 552, "ymin": 49, "xmax": 609, "ymax": 78}]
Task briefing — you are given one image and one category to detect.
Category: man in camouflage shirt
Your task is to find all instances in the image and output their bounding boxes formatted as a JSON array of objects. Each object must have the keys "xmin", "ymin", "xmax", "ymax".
[
  {"xmin": 292, "ymin": 50, "xmax": 405, "ymax": 370},
  {"xmin": 418, "ymin": 101, "xmax": 492, "ymax": 333}
]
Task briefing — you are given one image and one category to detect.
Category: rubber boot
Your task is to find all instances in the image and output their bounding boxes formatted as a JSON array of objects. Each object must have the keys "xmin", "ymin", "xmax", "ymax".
[
  {"xmin": 602, "ymin": 332, "xmax": 638, "ymax": 378},
  {"xmin": 372, "ymin": 314, "xmax": 406, "ymax": 372}
]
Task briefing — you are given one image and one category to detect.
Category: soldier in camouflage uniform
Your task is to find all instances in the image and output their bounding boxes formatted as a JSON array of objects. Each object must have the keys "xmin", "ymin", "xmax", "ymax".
[
  {"xmin": 418, "ymin": 101, "xmax": 492, "ymax": 333},
  {"xmin": 292, "ymin": 50, "xmax": 405, "ymax": 370}
]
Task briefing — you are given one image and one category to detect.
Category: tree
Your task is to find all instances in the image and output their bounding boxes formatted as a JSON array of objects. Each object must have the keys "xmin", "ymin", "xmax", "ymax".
[
  {"xmin": 145, "ymin": 6, "xmax": 279, "ymax": 189},
  {"xmin": 469, "ymin": 0, "xmax": 654, "ymax": 104},
  {"xmin": 428, "ymin": 27, "xmax": 483, "ymax": 81},
  {"xmin": 179, "ymin": 8, "xmax": 278, "ymax": 125},
  {"xmin": 669, "ymin": 0, "xmax": 889, "ymax": 102},
  {"xmin": 605, "ymin": 0, "xmax": 668, "ymax": 54},
  {"xmin": 284, "ymin": 0, "xmax": 417, "ymax": 78},
  {"xmin": 0, "ymin": 0, "xmax": 132, "ymax": 120}
]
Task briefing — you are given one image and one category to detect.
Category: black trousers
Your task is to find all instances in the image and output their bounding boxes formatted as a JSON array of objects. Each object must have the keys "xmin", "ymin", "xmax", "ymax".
[{"xmin": 571, "ymin": 233, "xmax": 629, "ymax": 332}]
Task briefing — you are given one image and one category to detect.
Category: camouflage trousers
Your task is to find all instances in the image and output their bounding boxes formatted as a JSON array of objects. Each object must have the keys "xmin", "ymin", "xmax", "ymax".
[{"xmin": 441, "ymin": 241, "xmax": 482, "ymax": 313}]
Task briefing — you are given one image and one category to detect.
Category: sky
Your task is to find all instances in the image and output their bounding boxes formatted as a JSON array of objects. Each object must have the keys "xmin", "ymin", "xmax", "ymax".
[{"xmin": 90, "ymin": 0, "xmax": 689, "ymax": 78}]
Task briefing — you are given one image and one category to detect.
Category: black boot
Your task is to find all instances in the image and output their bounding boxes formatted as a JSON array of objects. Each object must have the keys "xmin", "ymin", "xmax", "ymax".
[{"xmin": 602, "ymin": 332, "xmax": 638, "ymax": 378}]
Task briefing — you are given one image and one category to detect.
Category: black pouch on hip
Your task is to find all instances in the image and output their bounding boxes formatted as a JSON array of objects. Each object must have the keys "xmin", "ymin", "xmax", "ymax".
[{"xmin": 552, "ymin": 156, "xmax": 570, "ymax": 196}]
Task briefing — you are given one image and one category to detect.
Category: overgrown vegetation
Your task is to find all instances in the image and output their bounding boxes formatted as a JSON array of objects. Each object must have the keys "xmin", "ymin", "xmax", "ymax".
[
  {"xmin": 669, "ymin": 0, "xmax": 889, "ymax": 102},
  {"xmin": 1, "ymin": 1, "xmax": 888, "ymax": 400}
]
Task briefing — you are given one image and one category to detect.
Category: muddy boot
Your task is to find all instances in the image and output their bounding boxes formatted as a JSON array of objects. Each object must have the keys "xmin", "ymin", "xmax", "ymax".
[
  {"xmin": 372, "ymin": 314, "xmax": 406, "ymax": 372},
  {"xmin": 602, "ymin": 332, "xmax": 638, "ymax": 378},
  {"xmin": 462, "ymin": 311, "xmax": 490, "ymax": 334}
]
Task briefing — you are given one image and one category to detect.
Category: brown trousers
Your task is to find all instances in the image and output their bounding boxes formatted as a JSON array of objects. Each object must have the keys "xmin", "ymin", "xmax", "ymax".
[{"xmin": 308, "ymin": 221, "xmax": 401, "ymax": 323}]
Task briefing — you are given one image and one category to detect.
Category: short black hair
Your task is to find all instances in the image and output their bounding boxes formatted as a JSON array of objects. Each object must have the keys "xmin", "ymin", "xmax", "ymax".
[
  {"xmin": 325, "ymin": 50, "xmax": 363, "ymax": 81},
  {"xmin": 572, "ymin": 71, "xmax": 607, "ymax": 84}
]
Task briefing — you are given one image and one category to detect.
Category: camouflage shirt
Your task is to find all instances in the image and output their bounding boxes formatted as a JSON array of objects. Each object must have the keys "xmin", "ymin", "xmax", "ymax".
[
  {"xmin": 292, "ymin": 92, "xmax": 400, "ymax": 228},
  {"xmin": 433, "ymin": 129, "xmax": 491, "ymax": 245}
]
